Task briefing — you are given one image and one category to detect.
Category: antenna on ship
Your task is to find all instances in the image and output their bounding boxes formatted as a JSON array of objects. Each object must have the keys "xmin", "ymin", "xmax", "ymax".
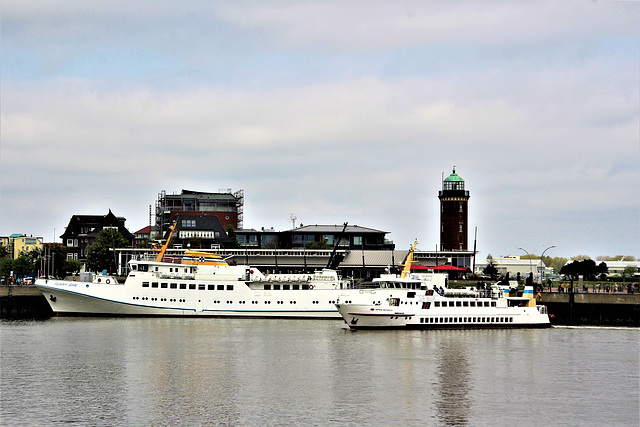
[{"xmin": 289, "ymin": 213, "xmax": 297, "ymax": 229}]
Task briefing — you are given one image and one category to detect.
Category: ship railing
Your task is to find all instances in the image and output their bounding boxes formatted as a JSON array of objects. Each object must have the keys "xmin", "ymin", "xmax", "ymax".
[{"xmin": 155, "ymin": 273, "xmax": 196, "ymax": 280}]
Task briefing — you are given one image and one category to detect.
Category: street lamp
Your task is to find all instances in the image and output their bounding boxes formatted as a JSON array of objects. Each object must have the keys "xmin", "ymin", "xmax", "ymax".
[
  {"xmin": 518, "ymin": 247, "xmax": 533, "ymax": 277},
  {"xmin": 540, "ymin": 245, "xmax": 556, "ymax": 285}
]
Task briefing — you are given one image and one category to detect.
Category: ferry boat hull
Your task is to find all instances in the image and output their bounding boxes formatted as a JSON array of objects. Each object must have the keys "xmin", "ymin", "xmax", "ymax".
[{"xmin": 336, "ymin": 286, "xmax": 551, "ymax": 330}]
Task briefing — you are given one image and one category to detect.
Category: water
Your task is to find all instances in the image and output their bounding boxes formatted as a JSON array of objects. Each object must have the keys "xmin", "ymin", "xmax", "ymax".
[{"xmin": 1, "ymin": 318, "xmax": 638, "ymax": 426}]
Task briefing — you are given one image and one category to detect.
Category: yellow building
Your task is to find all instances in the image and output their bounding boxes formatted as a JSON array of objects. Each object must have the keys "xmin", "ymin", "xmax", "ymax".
[{"xmin": 5, "ymin": 234, "xmax": 44, "ymax": 258}]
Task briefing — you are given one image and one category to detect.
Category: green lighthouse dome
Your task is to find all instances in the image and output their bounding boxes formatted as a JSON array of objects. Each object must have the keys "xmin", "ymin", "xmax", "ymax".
[{"xmin": 442, "ymin": 168, "xmax": 465, "ymax": 190}]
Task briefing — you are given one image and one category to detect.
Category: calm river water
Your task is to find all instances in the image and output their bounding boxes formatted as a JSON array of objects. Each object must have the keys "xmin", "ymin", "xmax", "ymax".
[{"xmin": 1, "ymin": 318, "xmax": 638, "ymax": 426}]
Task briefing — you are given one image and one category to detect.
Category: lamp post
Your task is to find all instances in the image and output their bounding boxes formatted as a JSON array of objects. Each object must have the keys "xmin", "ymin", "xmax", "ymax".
[
  {"xmin": 518, "ymin": 247, "xmax": 533, "ymax": 276},
  {"xmin": 540, "ymin": 245, "xmax": 556, "ymax": 285}
]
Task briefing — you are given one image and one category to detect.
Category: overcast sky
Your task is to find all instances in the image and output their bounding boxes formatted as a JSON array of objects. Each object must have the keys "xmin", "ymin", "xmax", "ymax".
[{"xmin": 2, "ymin": 1, "xmax": 638, "ymax": 259}]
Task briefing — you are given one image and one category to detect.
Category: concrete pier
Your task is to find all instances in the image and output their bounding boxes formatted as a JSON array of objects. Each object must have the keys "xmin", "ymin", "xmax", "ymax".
[{"xmin": 541, "ymin": 291, "xmax": 639, "ymax": 327}]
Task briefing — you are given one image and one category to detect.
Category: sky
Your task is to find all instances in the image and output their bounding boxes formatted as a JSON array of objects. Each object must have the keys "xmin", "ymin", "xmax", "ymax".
[{"xmin": 1, "ymin": 0, "xmax": 638, "ymax": 260}]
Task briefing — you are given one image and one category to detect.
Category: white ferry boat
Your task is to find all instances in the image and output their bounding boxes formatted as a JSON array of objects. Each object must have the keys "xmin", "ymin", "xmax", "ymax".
[
  {"xmin": 335, "ymin": 282, "xmax": 551, "ymax": 329},
  {"xmin": 35, "ymin": 233, "xmax": 446, "ymax": 318}
]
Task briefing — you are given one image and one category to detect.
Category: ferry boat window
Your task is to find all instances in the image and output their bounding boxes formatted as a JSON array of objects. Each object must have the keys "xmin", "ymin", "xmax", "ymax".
[
  {"xmin": 283, "ymin": 285, "xmax": 290, "ymax": 290},
  {"xmin": 470, "ymin": 301, "xmax": 475, "ymax": 307},
  {"xmin": 170, "ymin": 283, "xmax": 177, "ymax": 289},
  {"xmin": 443, "ymin": 317, "xmax": 448, "ymax": 323},
  {"xmin": 472, "ymin": 317, "xmax": 476, "ymax": 322},
  {"xmin": 264, "ymin": 284, "xmax": 271, "ymax": 290},
  {"xmin": 273, "ymin": 285, "xmax": 281, "ymax": 290},
  {"xmin": 139, "ymin": 265, "xmax": 148, "ymax": 272},
  {"xmin": 484, "ymin": 302, "xmax": 490, "ymax": 307},
  {"xmin": 180, "ymin": 283, "xmax": 186, "ymax": 289},
  {"xmin": 302, "ymin": 284, "xmax": 310, "ymax": 290},
  {"xmin": 142, "ymin": 282, "xmax": 149, "ymax": 287},
  {"xmin": 217, "ymin": 285, "xmax": 224, "ymax": 290},
  {"xmin": 422, "ymin": 302, "xmax": 431, "ymax": 309},
  {"xmin": 293, "ymin": 284, "xmax": 300, "ymax": 290},
  {"xmin": 151, "ymin": 282, "xmax": 158, "ymax": 288},
  {"xmin": 434, "ymin": 301, "xmax": 440, "ymax": 307},
  {"xmin": 389, "ymin": 298, "xmax": 400, "ymax": 307},
  {"xmin": 161, "ymin": 283, "xmax": 168, "ymax": 289},
  {"xmin": 463, "ymin": 301, "xmax": 469, "ymax": 307},
  {"xmin": 491, "ymin": 317, "xmax": 495, "ymax": 322},
  {"xmin": 407, "ymin": 292, "xmax": 415, "ymax": 298},
  {"xmin": 227, "ymin": 285, "xmax": 234, "ymax": 291},
  {"xmin": 208, "ymin": 285, "xmax": 215, "ymax": 290},
  {"xmin": 509, "ymin": 317, "xmax": 513, "ymax": 322},
  {"xmin": 198, "ymin": 284, "xmax": 205, "ymax": 290},
  {"xmin": 491, "ymin": 302, "xmax": 496, "ymax": 307},
  {"xmin": 189, "ymin": 284, "xmax": 196, "ymax": 290},
  {"xmin": 456, "ymin": 301, "xmax": 462, "ymax": 307}
]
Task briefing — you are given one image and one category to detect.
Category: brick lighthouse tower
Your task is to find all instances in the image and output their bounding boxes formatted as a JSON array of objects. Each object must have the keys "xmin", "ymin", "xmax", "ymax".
[{"xmin": 439, "ymin": 167, "xmax": 470, "ymax": 251}]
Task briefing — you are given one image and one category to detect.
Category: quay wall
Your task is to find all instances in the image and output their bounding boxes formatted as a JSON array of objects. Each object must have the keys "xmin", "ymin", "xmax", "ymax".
[
  {"xmin": 541, "ymin": 291, "xmax": 639, "ymax": 327},
  {"xmin": 1, "ymin": 286, "xmax": 638, "ymax": 326},
  {"xmin": 0, "ymin": 286, "xmax": 53, "ymax": 319}
]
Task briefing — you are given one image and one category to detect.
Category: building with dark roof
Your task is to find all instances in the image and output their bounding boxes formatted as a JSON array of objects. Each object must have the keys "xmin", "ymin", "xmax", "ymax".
[{"xmin": 60, "ymin": 210, "xmax": 134, "ymax": 263}]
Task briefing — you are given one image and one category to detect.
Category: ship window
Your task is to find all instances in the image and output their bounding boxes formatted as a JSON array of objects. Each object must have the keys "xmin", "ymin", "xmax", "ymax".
[
  {"xmin": 180, "ymin": 283, "xmax": 186, "ymax": 289},
  {"xmin": 484, "ymin": 302, "xmax": 490, "ymax": 307},
  {"xmin": 302, "ymin": 284, "xmax": 310, "ymax": 290},
  {"xmin": 189, "ymin": 284, "xmax": 196, "ymax": 290},
  {"xmin": 283, "ymin": 285, "xmax": 290, "ymax": 290},
  {"xmin": 217, "ymin": 285, "xmax": 224, "ymax": 290},
  {"xmin": 273, "ymin": 285, "xmax": 280, "ymax": 290},
  {"xmin": 491, "ymin": 302, "xmax": 496, "ymax": 307},
  {"xmin": 151, "ymin": 282, "xmax": 158, "ymax": 288},
  {"xmin": 198, "ymin": 284, "xmax": 205, "ymax": 290},
  {"xmin": 463, "ymin": 301, "xmax": 469, "ymax": 307},
  {"xmin": 227, "ymin": 285, "xmax": 234, "ymax": 291},
  {"xmin": 142, "ymin": 282, "xmax": 149, "ymax": 287},
  {"xmin": 293, "ymin": 284, "xmax": 300, "ymax": 290},
  {"xmin": 470, "ymin": 301, "xmax": 475, "ymax": 307},
  {"xmin": 264, "ymin": 284, "xmax": 271, "ymax": 290},
  {"xmin": 208, "ymin": 285, "xmax": 215, "ymax": 290},
  {"xmin": 510, "ymin": 317, "xmax": 513, "ymax": 322},
  {"xmin": 161, "ymin": 283, "xmax": 168, "ymax": 289},
  {"xmin": 170, "ymin": 283, "xmax": 177, "ymax": 289},
  {"xmin": 138, "ymin": 265, "xmax": 148, "ymax": 272},
  {"xmin": 456, "ymin": 301, "xmax": 462, "ymax": 307},
  {"xmin": 434, "ymin": 301, "xmax": 440, "ymax": 307}
]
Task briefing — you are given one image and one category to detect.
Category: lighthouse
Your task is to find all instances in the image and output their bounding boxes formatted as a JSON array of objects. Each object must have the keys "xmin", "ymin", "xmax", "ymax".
[{"xmin": 438, "ymin": 167, "xmax": 470, "ymax": 251}]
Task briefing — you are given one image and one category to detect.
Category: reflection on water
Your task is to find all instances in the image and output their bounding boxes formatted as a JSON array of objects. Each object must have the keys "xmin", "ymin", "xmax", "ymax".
[
  {"xmin": 1, "ymin": 319, "xmax": 638, "ymax": 426},
  {"xmin": 434, "ymin": 332, "xmax": 471, "ymax": 426}
]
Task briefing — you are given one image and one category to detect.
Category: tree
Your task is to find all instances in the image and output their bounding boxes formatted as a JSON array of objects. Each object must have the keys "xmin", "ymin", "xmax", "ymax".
[
  {"xmin": 0, "ymin": 257, "xmax": 13, "ymax": 280},
  {"xmin": 13, "ymin": 254, "xmax": 36, "ymax": 278},
  {"xmin": 559, "ymin": 259, "xmax": 606, "ymax": 281},
  {"xmin": 86, "ymin": 228, "xmax": 130, "ymax": 273},
  {"xmin": 307, "ymin": 239, "xmax": 331, "ymax": 249},
  {"xmin": 623, "ymin": 266, "xmax": 638, "ymax": 278},
  {"xmin": 483, "ymin": 255, "xmax": 498, "ymax": 280}
]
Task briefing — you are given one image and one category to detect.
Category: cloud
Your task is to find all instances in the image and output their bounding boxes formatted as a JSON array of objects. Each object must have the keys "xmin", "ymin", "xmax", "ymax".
[{"xmin": 1, "ymin": 0, "xmax": 638, "ymax": 258}]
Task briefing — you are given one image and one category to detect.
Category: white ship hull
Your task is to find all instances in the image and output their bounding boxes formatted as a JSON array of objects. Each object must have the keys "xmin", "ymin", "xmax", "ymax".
[
  {"xmin": 35, "ymin": 270, "xmax": 445, "ymax": 319},
  {"xmin": 336, "ymin": 286, "xmax": 551, "ymax": 329}
]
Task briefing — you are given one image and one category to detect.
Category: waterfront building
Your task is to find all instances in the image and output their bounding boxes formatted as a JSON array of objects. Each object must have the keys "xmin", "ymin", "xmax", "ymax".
[
  {"xmin": 59, "ymin": 210, "xmax": 134, "ymax": 263},
  {"xmin": 439, "ymin": 168, "xmax": 470, "ymax": 251},
  {"xmin": 155, "ymin": 189, "xmax": 244, "ymax": 234},
  {"xmin": 0, "ymin": 234, "xmax": 44, "ymax": 258}
]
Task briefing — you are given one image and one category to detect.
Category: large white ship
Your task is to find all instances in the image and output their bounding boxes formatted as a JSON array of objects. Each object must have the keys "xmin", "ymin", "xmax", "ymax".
[
  {"xmin": 35, "ymin": 232, "xmax": 446, "ymax": 318},
  {"xmin": 336, "ymin": 282, "xmax": 551, "ymax": 329}
]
